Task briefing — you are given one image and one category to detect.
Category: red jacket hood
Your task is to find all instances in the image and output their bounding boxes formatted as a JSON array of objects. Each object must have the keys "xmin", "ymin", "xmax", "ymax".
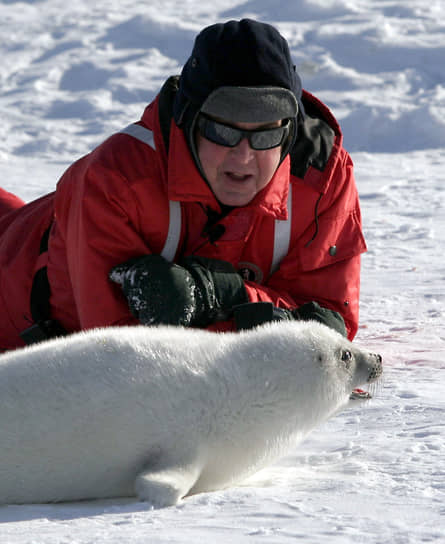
[
  {"xmin": 141, "ymin": 87, "xmax": 346, "ymax": 218},
  {"xmin": 141, "ymin": 98, "xmax": 292, "ymax": 221}
]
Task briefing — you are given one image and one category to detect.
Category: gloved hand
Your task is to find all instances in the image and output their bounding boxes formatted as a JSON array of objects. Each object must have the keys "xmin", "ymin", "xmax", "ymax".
[
  {"xmin": 292, "ymin": 301, "xmax": 347, "ymax": 337},
  {"xmin": 234, "ymin": 300, "xmax": 347, "ymax": 337},
  {"xmin": 109, "ymin": 254, "xmax": 248, "ymax": 327},
  {"xmin": 180, "ymin": 255, "xmax": 248, "ymax": 326},
  {"xmin": 233, "ymin": 302, "xmax": 293, "ymax": 330}
]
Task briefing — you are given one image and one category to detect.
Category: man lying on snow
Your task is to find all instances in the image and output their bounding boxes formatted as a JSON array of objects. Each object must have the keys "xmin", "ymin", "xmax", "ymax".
[{"xmin": 0, "ymin": 19, "xmax": 367, "ymax": 352}]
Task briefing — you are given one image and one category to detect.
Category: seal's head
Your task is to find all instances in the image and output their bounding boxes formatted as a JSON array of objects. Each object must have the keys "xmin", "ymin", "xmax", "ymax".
[{"xmin": 306, "ymin": 323, "xmax": 383, "ymax": 396}]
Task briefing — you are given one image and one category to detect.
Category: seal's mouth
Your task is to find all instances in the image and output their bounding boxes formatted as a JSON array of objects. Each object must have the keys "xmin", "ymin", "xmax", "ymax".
[
  {"xmin": 350, "ymin": 388, "xmax": 372, "ymax": 400},
  {"xmin": 350, "ymin": 353, "xmax": 383, "ymax": 401}
]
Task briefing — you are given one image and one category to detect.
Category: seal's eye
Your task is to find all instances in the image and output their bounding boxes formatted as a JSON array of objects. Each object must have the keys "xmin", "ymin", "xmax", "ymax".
[{"xmin": 341, "ymin": 350, "xmax": 353, "ymax": 367}]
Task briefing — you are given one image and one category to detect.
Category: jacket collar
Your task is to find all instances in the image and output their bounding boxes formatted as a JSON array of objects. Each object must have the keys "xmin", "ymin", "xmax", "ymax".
[{"xmin": 292, "ymin": 90, "xmax": 344, "ymax": 195}]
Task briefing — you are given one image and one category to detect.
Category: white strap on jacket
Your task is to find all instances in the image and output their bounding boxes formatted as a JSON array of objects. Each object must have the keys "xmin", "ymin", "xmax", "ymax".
[
  {"xmin": 120, "ymin": 123, "xmax": 292, "ymax": 271},
  {"xmin": 161, "ymin": 200, "xmax": 181, "ymax": 261},
  {"xmin": 120, "ymin": 123, "xmax": 181, "ymax": 261},
  {"xmin": 120, "ymin": 123, "xmax": 156, "ymax": 149},
  {"xmin": 270, "ymin": 184, "xmax": 293, "ymax": 275}
]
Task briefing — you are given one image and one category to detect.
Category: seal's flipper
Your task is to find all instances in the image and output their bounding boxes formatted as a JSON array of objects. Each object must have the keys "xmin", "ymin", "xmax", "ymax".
[{"xmin": 135, "ymin": 462, "xmax": 202, "ymax": 507}]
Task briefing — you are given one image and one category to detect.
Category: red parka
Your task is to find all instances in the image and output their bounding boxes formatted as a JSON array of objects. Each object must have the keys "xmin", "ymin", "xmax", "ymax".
[{"xmin": 0, "ymin": 85, "xmax": 366, "ymax": 351}]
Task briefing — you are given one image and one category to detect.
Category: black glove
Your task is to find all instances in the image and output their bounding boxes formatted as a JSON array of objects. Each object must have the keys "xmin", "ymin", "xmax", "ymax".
[
  {"xmin": 234, "ymin": 300, "xmax": 347, "ymax": 337},
  {"xmin": 292, "ymin": 301, "xmax": 347, "ymax": 337},
  {"xmin": 109, "ymin": 254, "xmax": 248, "ymax": 327},
  {"xmin": 234, "ymin": 302, "xmax": 293, "ymax": 330},
  {"xmin": 180, "ymin": 255, "xmax": 248, "ymax": 326}
]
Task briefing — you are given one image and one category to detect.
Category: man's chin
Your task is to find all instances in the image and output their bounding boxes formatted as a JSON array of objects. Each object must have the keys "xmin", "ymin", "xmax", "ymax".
[
  {"xmin": 216, "ymin": 181, "xmax": 257, "ymax": 207},
  {"xmin": 218, "ymin": 192, "xmax": 255, "ymax": 207}
]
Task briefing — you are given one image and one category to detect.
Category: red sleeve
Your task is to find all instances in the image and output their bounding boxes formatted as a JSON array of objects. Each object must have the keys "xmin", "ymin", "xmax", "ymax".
[{"xmin": 55, "ymin": 150, "xmax": 164, "ymax": 331}]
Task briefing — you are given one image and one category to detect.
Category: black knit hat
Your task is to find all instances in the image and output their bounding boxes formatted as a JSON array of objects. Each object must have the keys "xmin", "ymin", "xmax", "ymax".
[
  {"xmin": 174, "ymin": 19, "xmax": 302, "ymax": 125},
  {"xmin": 174, "ymin": 19, "xmax": 303, "ymax": 176}
]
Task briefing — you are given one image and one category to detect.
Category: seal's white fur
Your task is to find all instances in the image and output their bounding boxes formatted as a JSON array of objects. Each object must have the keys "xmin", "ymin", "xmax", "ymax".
[{"xmin": 0, "ymin": 321, "xmax": 382, "ymax": 507}]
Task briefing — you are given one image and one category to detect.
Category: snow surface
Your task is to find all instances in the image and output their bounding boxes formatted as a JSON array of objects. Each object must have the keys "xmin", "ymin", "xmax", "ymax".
[{"xmin": 1, "ymin": 0, "xmax": 444, "ymax": 542}]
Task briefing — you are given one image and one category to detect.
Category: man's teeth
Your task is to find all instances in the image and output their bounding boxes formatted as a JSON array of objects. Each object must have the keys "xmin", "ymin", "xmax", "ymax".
[{"xmin": 229, "ymin": 173, "xmax": 248, "ymax": 180}]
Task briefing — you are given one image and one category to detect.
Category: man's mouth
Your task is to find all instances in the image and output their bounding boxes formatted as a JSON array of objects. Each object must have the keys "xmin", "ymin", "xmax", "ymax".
[{"xmin": 225, "ymin": 172, "xmax": 252, "ymax": 182}]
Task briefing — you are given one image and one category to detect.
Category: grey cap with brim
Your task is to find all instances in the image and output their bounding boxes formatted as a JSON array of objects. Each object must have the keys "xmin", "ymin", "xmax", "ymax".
[{"xmin": 200, "ymin": 86, "xmax": 298, "ymax": 123}]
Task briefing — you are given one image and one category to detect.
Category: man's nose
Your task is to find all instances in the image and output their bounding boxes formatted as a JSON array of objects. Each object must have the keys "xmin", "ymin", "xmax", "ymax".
[{"xmin": 230, "ymin": 137, "xmax": 255, "ymax": 161}]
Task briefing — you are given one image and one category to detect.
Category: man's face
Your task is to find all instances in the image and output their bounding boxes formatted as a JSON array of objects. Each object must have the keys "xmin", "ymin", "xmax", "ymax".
[{"xmin": 196, "ymin": 118, "xmax": 283, "ymax": 207}]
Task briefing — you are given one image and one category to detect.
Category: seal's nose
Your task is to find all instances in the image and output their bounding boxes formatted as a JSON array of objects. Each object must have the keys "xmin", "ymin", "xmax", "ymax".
[{"xmin": 368, "ymin": 353, "xmax": 383, "ymax": 382}]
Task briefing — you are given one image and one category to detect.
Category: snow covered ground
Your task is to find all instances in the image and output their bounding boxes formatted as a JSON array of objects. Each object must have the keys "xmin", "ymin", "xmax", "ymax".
[{"xmin": 1, "ymin": 0, "xmax": 444, "ymax": 542}]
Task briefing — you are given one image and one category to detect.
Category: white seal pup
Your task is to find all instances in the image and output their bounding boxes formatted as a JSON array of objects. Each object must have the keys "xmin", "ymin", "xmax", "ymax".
[{"xmin": 0, "ymin": 321, "xmax": 382, "ymax": 507}]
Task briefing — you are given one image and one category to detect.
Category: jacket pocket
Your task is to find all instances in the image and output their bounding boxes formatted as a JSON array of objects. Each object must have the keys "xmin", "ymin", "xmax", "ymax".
[{"xmin": 299, "ymin": 209, "xmax": 367, "ymax": 272}]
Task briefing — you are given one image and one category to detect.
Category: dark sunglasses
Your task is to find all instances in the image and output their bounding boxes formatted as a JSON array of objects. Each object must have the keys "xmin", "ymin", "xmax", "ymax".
[{"xmin": 197, "ymin": 114, "xmax": 290, "ymax": 151}]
